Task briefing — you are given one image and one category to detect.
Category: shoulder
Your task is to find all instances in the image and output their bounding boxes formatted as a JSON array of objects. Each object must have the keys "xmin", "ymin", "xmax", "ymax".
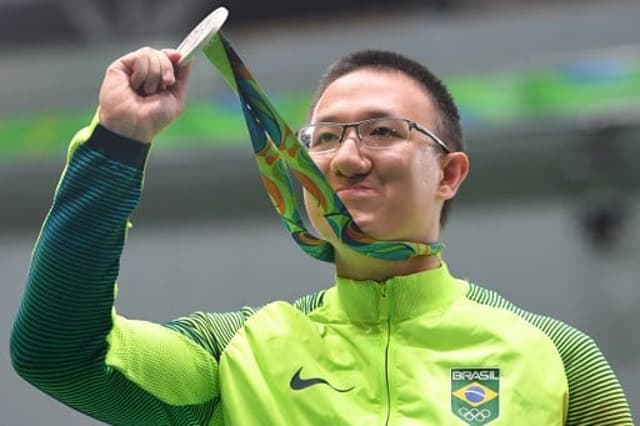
[
  {"xmin": 292, "ymin": 290, "xmax": 327, "ymax": 315},
  {"xmin": 464, "ymin": 283, "xmax": 603, "ymax": 370},
  {"xmin": 164, "ymin": 290, "xmax": 328, "ymax": 358},
  {"xmin": 465, "ymin": 283, "xmax": 632, "ymax": 425}
]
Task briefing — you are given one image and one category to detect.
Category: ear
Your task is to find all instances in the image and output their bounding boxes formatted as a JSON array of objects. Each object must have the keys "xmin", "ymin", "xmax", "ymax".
[{"xmin": 437, "ymin": 152, "xmax": 469, "ymax": 201}]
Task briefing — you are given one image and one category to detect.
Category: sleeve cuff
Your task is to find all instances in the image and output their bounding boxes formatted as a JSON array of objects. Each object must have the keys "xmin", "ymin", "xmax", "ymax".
[{"xmin": 84, "ymin": 124, "xmax": 152, "ymax": 169}]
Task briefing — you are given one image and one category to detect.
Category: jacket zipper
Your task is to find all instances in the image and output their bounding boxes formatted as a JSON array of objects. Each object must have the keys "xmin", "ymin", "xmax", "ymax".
[
  {"xmin": 384, "ymin": 315, "xmax": 391, "ymax": 426},
  {"xmin": 381, "ymin": 286, "xmax": 392, "ymax": 426}
]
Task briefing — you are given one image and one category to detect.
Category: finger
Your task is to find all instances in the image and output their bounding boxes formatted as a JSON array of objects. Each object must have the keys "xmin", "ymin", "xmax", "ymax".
[
  {"xmin": 106, "ymin": 50, "xmax": 142, "ymax": 89},
  {"xmin": 158, "ymin": 50, "xmax": 176, "ymax": 90},
  {"xmin": 162, "ymin": 48, "xmax": 183, "ymax": 66},
  {"xmin": 143, "ymin": 49, "xmax": 162, "ymax": 95},
  {"xmin": 130, "ymin": 50, "xmax": 150, "ymax": 92},
  {"xmin": 172, "ymin": 60, "xmax": 193, "ymax": 100},
  {"xmin": 162, "ymin": 48, "xmax": 192, "ymax": 100}
]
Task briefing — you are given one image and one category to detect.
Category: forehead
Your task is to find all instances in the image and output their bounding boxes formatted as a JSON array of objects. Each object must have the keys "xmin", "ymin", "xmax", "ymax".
[{"xmin": 312, "ymin": 68, "xmax": 436, "ymax": 126}]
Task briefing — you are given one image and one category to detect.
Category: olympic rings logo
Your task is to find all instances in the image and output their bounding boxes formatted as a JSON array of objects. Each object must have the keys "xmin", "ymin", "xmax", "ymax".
[{"xmin": 458, "ymin": 407, "xmax": 492, "ymax": 422}]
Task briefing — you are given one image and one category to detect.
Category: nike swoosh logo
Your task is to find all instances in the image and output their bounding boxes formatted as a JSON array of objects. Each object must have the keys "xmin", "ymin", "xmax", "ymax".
[{"xmin": 289, "ymin": 367, "xmax": 354, "ymax": 393}]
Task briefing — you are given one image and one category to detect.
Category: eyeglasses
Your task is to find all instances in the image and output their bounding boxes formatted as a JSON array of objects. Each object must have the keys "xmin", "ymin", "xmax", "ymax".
[{"xmin": 296, "ymin": 117, "xmax": 450, "ymax": 154}]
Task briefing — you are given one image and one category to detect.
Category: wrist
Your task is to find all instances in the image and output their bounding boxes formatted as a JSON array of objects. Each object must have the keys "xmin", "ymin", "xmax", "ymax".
[
  {"xmin": 99, "ymin": 111, "xmax": 152, "ymax": 144},
  {"xmin": 87, "ymin": 125, "xmax": 152, "ymax": 169}
]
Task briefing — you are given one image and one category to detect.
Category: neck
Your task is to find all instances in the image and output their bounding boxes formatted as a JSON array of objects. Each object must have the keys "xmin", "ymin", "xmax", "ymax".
[{"xmin": 334, "ymin": 245, "xmax": 442, "ymax": 282}]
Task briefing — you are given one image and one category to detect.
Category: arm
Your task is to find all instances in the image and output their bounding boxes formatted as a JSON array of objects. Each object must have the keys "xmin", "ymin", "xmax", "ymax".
[
  {"xmin": 563, "ymin": 332, "xmax": 633, "ymax": 426},
  {"xmin": 10, "ymin": 49, "xmax": 226, "ymax": 425}
]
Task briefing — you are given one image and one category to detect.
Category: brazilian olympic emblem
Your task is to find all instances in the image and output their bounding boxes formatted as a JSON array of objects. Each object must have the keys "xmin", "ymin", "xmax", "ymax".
[{"xmin": 451, "ymin": 368, "xmax": 500, "ymax": 425}]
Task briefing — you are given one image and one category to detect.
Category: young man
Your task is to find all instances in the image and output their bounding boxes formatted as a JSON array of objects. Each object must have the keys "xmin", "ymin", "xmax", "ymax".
[{"xmin": 11, "ymin": 47, "xmax": 632, "ymax": 425}]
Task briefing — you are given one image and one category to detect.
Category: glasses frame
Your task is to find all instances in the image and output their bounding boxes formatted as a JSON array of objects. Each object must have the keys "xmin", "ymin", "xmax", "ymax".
[{"xmin": 296, "ymin": 117, "xmax": 450, "ymax": 153}]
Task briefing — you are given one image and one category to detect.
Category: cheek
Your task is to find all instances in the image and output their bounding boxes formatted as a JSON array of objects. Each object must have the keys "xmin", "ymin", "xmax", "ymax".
[
  {"xmin": 414, "ymin": 151, "xmax": 442, "ymax": 186},
  {"xmin": 390, "ymin": 153, "xmax": 441, "ymax": 210},
  {"xmin": 309, "ymin": 154, "xmax": 330, "ymax": 176},
  {"xmin": 386, "ymin": 149, "xmax": 437, "ymax": 186}
]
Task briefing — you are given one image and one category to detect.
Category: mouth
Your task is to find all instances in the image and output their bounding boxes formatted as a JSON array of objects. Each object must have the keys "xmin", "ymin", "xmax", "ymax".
[{"xmin": 336, "ymin": 185, "xmax": 375, "ymax": 198}]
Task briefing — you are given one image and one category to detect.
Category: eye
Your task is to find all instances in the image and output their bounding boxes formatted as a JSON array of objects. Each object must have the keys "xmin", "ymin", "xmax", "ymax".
[
  {"xmin": 316, "ymin": 132, "xmax": 339, "ymax": 144},
  {"xmin": 311, "ymin": 127, "xmax": 341, "ymax": 147},
  {"xmin": 369, "ymin": 126, "xmax": 398, "ymax": 138}
]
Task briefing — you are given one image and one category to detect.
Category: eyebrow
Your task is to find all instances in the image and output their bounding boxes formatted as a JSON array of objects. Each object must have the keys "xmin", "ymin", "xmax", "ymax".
[{"xmin": 313, "ymin": 109, "xmax": 397, "ymax": 124}]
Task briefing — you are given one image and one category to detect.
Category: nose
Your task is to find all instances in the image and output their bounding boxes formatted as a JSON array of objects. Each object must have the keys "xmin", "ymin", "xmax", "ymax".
[
  {"xmin": 330, "ymin": 126, "xmax": 372, "ymax": 178},
  {"xmin": 339, "ymin": 124, "xmax": 360, "ymax": 145}
]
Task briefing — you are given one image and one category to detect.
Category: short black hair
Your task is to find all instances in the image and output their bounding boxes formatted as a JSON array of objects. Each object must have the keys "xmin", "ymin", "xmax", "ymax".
[{"xmin": 310, "ymin": 50, "xmax": 464, "ymax": 227}]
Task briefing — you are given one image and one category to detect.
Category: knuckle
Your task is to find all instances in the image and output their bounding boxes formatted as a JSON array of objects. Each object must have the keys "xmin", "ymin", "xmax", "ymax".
[
  {"xmin": 139, "ymin": 46, "xmax": 154, "ymax": 54},
  {"xmin": 137, "ymin": 46, "xmax": 157, "ymax": 61},
  {"xmin": 105, "ymin": 65, "xmax": 117, "ymax": 76}
]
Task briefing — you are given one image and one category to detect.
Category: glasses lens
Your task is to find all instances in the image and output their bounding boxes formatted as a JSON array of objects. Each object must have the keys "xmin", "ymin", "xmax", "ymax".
[
  {"xmin": 300, "ymin": 124, "xmax": 343, "ymax": 152},
  {"xmin": 298, "ymin": 118, "xmax": 412, "ymax": 152},
  {"xmin": 360, "ymin": 118, "xmax": 409, "ymax": 148}
]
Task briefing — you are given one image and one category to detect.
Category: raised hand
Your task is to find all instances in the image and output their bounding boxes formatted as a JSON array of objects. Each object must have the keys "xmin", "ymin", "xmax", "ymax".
[{"xmin": 98, "ymin": 47, "xmax": 192, "ymax": 143}]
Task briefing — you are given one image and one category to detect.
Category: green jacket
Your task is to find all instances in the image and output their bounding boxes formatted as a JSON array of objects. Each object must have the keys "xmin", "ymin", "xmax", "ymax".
[{"xmin": 11, "ymin": 120, "xmax": 633, "ymax": 425}]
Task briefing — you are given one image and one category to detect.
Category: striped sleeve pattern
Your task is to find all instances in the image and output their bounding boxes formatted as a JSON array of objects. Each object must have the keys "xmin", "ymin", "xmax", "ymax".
[
  {"xmin": 293, "ymin": 291, "xmax": 326, "ymax": 315},
  {"xmin": 10, "ymin": 128, "xmax": 217, "ymax": 425},
  {"xmin": 466, "ymin": 283, "xmax": 633, "ymax": 426},
  {"xmin": 165, "ymin": 308, "xmax": 257, "ymax": 360}
]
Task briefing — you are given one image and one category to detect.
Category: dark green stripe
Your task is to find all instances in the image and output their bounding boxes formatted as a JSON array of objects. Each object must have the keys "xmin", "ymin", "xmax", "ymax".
[{"xmin": 11, "ymin": 143, "xmax": 215, "ymax": 425}]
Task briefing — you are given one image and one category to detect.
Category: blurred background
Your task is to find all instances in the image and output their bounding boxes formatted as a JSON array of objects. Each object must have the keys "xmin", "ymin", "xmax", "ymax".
[{"xmin": 1, "ymin": 0, "xmax": 639, "ymax": 424}]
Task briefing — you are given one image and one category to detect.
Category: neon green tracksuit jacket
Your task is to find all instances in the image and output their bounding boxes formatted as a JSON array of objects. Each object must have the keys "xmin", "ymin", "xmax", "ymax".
[{"xmin": 11, "ymin": 121, "xmax": 633, "ymax": 425}]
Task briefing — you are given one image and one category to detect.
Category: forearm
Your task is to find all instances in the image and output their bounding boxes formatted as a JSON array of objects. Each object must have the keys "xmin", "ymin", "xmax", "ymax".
[
  {"xmin": 11, "ymin": 124, "xmax": 148, "ymax": 369},
  {"xmin": 11, "ymin": 121, "xmax": 224, "ymax": 425},
  {"xmin": 10, "ymin": 124, "xmax": 171, "ymax": 424}
]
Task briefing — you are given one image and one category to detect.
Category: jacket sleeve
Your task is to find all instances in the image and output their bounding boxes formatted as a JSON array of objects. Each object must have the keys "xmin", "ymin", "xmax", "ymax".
[
  {"xmin": 10, "ymin": 118, "xmax": 227, "ymax": 426},
  {"xmin": 562, "ymin": 332, "xmax": 634, "ymax": 426},
  {"xmin": 466, "ymin": 283, "xmax": 633, "ymax": 425}
]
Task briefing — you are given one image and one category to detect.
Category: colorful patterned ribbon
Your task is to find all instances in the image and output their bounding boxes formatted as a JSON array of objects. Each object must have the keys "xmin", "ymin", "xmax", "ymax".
[{"xmin": 203, "ymin": 33, "xmax": 444, "ymax": 262}]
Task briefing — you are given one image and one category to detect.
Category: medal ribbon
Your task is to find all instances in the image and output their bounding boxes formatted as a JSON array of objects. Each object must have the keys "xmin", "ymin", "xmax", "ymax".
[{"xmin": 203, "ymin": 33, "xmax": 443, "ymax": 262}]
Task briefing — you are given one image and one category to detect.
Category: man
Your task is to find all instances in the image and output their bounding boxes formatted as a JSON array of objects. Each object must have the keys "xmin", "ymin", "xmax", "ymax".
[{"xmin": 11, "ymin": 47, "xmax": 633, "ymax": 425}]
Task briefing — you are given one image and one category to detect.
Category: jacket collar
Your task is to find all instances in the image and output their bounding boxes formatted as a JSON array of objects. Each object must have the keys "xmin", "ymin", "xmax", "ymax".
[{"xmin": 329, "ymin": 261, "xmax": 467, "ymax": 323}]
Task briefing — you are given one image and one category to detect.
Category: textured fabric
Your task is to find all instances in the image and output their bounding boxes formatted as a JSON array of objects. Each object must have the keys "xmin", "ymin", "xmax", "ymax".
[
  {"xmin": 10, "ymin": 124, "xmax": 633, "ymax": 426},
  {"xmin": 11, "ymin": 123, "xmax": 215, "ymax": 426},
  {"xmin": 219, "ymin": 268, "xmax": 565, "ymax": 425},
  {"xmin": 106, "ymin": 315, "xmax": 219, "ymax": 406},
  {"xmin": 466, "ymin": 285, "xmax": 633, "ymax": 425}
]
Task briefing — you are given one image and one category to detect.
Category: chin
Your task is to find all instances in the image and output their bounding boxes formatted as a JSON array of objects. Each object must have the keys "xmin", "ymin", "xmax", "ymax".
[
  {"xmin": 355, "ymin": 220, "xmax": 424, "ymax": 243},
  {"xmin": 351, "ymin": 218, "xmax": 391, "ymax": 241}
]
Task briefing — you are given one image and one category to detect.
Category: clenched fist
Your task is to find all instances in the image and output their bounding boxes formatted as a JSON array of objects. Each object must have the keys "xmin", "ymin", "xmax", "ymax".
[{"xmin": 98, "ymin": 47, "xmax": 192, "ymax": 143}]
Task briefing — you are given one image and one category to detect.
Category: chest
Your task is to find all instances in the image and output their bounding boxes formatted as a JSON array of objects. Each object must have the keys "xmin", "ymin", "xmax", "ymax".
[{"xmin": 217, "ymin": 302, "xmax": 567, "ymax": 425}]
